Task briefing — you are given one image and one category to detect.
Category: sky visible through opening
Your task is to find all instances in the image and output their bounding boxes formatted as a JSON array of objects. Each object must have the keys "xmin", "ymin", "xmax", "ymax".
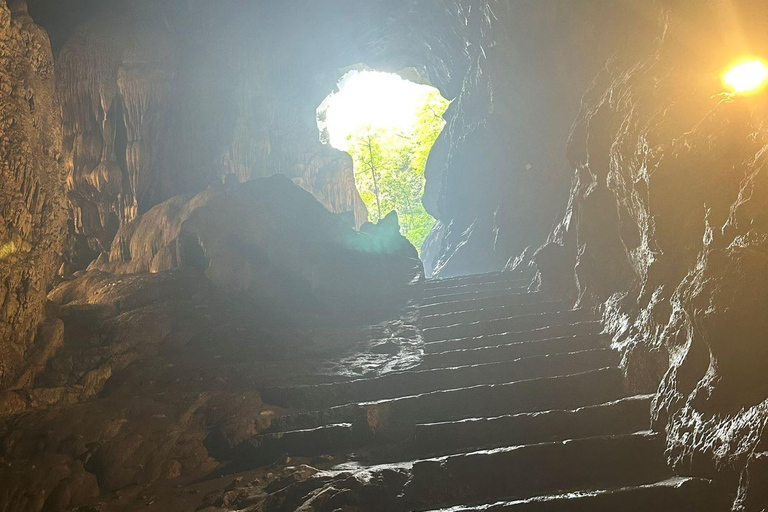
[{"xmin": 318, "ymin": 70, "xmax": 450, "ymax": 251}]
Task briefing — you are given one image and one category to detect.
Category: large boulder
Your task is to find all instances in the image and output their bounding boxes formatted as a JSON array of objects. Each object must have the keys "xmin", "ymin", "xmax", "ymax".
[{"xmin": 92, "ymin": 175, "xmax": 422, "ymax": 324}]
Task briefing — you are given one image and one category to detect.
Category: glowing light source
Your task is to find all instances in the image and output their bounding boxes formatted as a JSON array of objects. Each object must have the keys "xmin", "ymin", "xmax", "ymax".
[
  {"xmin": 723, "ymin": 59, "xmax": 768, "ymax": 94},
  {"xmin": 319, "ymin": 71, "xmax": 439, "ymax": 151}
]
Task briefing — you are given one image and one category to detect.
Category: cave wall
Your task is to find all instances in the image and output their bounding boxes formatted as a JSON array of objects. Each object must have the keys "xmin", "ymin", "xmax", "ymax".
[
  {"xmin": 0, "ymin": 0, "xmax": 65, "ymax": 391},
  {"xmin": 49, "ymin": 0, "xmax": 642, "ymax": 277},
  {"xmin": 54, "ymin": 1, "xmax": 365, "ymax": 262},
  {"xmin": 421, "ymin": 1, "xmax": 653, "ymax": 277},
  {"xmin": 50, "ymin": 0, "xmax": 480, "ymax": 266},
  {"xmin": 536, "ymin": 1, "xmax": 768, "ymax": 508}
]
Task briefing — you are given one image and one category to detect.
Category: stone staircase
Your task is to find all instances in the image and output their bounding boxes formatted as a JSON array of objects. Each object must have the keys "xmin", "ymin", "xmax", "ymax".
[{"xmin": 237, "ymin": 269, "xmax": 730, "ymax": 511}]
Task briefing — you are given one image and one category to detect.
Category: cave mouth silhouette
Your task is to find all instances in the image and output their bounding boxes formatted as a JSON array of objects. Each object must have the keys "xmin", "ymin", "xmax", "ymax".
[{"xmin": 317, "ymin": 69, "xmax": 450, "ymax": 253}]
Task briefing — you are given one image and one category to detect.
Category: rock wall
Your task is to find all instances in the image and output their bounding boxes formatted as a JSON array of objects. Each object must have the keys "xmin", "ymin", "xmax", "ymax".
[
  {"xmin": 52, "ymin": 0, "xmax": 477, "ymax": 266},
  {"xmin": 536, "ymin": 1, "xmax": 768, "ymax": 508},
  {"xmin": 420, "ymin": 1, "xmax": 654, "ymax": 277},
  {"xmin": 0, "ymin": 0, "xmax": 65, "ymax": 391},
  {"xmin": 54, "ymin": 1, "xmax": 365, "ymax": 263},
  {"xmin": 52, "ymin": 0, "xmax": 643, "ymax": 277}
]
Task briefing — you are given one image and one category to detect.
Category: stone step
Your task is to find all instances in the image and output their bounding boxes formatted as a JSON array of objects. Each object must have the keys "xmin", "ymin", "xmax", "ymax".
[
  {"xmin": 262, "ymin": 348, "xmax": 620, "ymax": 410},
  {"xmin": 416, "ymin": 291, "xmax": 547, "ymax": 317},
  {"xmin": 422, "ymin": 309, "xmax": 597, "ymax": 343},
  {"xmin": 234, "ymin": 393, "xmax": 647, "ymax": 470},
  {"xmin": 411, "ymin": 394, "xmax": 653, "ymax": 458},
  {"xmin": 421, "ymin": 333, "xmax": 608, "ymax": 369},
  {"xmin": 423, "ymin": 321, "xmax": 604, "ymax": 353},
  {"xmin": 417, "ymin": 276, "xmax": 534, "ymax": 298},
  {"xmin": 235, "ymin": 423, "xmax": 355, "ymax": 467},
  {"xmin": 419, "ymin": 285, "xmax": 533, "ymax": 306},
  {"xmin": 402, "ymin": 432, "xmax": 670, "ymax": 510},
  {"xmin": 266, "ymin": 367, "xmax": 628, "ymax": 434},
  {"xmin": 419, "ymin": 300, "xmax": 568, "ymax": 329},
  {"xmin": 422, "ymin": 477, "xmax": 724, "ymax": 512},
  {"xmin": 420, "ymin": 270, "xmax": 535, "ymax": 289}
]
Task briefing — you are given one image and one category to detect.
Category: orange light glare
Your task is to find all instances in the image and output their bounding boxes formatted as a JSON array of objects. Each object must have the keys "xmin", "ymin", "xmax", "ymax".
[{"xmin": 723, "ymin": 59, "xmax": 768, "ymax": 94}]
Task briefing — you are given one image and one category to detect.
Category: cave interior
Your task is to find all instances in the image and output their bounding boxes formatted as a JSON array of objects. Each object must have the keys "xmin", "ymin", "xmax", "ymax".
[{"xmin": 2, "ymin": 0, "xmax": 768, "ymax": 511}]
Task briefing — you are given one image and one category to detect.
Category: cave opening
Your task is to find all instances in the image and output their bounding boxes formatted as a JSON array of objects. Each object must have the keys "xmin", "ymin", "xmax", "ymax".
[{"xmin": 317, "ymin": 70, "xmax": 450, "ymax": 252}]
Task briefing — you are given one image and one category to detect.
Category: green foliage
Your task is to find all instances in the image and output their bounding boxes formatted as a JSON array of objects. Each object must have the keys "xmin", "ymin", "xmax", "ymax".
[{"xmin": 346, "ymin": 89, "xmax": 449, "ymax": 252}]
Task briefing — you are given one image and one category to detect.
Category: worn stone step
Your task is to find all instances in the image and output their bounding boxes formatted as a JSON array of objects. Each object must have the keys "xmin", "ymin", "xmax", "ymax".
[
  {"xmin": 422, "ymin": 309, "xmax": 597, "ymax": 343},
  {"xmin": 419, "ymin": 285, "xmax": 533, "ymax": 306},
  {"xmin": 423, "ymin": 321, "xmax": 604, "ymax": 354},
  {"xmin": 420, "ymin": 270, "xmax": 535, "ymax": 289},
  {"xmin": 266, "ymin": 367, "xmax": 627, "ymax": 434},
  {"xmin": 402, "ymin": 432, "xmax": 670, "ymax": 510},
  {"xmin": 235, "ymin": 394, "xmax": 644, "ymax": 470},
  {"xmin": 417, "ymin": 277, "xmax": 534, "ymax": 298},
  {"xmin": 262, "ymin": 348, "xmax": 620, "ymax": 410},
  {"xmin": 419, "ymin": 300, "xmax": 568, "ymax": 329},
  {"xmin": 412, "ymin": 394, "xmax": 653, "ymax": 458},
  {"xmin": 416, "ymin": 291, "xmax": 547, "ymax": 317},
  {"xmin": 235, "ymin": 423, "xmax": 355, "ymax": 467},
  {"xmin": 422, "ymin": 477, "xmax": 725, "ymax": 512},
  {"xmin": 422, "ymin": 334, "xmax": 608, "ymax": 369}
]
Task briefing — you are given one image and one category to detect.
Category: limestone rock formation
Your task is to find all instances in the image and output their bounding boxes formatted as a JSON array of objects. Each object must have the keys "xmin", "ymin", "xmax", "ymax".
[
  {"xmin": 92, "ymin": 175, "xmax": 422, "ymax": 323},
  {"xmin": 0, "ymin": 243, "xmax": 420, "ymax": 510},
  {"xmin": 54, "ymin": 1, "xmax": 392, "ymax": 261},
  {"xmin": 420, "ymin": 1, "xmax": 654, "ymax": 277},
  {"xmin": 535, "ymin": 1, "xmax": 768, "ymax": 507},
  {"xmin": 0, "ymin": 0, "xmax": 65, "ymax": 391}
]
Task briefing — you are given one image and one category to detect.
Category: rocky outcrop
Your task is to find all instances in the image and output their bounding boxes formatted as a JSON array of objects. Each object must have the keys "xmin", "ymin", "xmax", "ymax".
[
  {"xmin": 536, "ymin": 1, "xmax": 768, "ymax": 508},
  {"xmin": 92, "ymin": 175, "xmax": 422, "ymax": 324},
  {"xmin": 0, "ymin": 240, "xmax": 422, "ymax": 511},
  {"xmin": 420, "ymin": 1, "xmax": 655, "ymax": 277},
  {"xmin": 0, "ymin": 0, "xmax": 65, "ymax": 391},
  {"xmin": 0, "ymin": 268, "xmax": 290, "ymax": 509}
]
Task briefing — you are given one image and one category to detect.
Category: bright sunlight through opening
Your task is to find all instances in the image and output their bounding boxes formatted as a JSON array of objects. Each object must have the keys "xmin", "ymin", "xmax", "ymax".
[
  {"xmin": 723, "ymin": 58, "xmax": 768, "ymax": 94},
  {"xmin": 318, "ymin": 70, "xmax": 450, "ymax": 252},
  {"xmin": 320, "ymin": 71, "xmax": 440, "ymax": 151}
]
